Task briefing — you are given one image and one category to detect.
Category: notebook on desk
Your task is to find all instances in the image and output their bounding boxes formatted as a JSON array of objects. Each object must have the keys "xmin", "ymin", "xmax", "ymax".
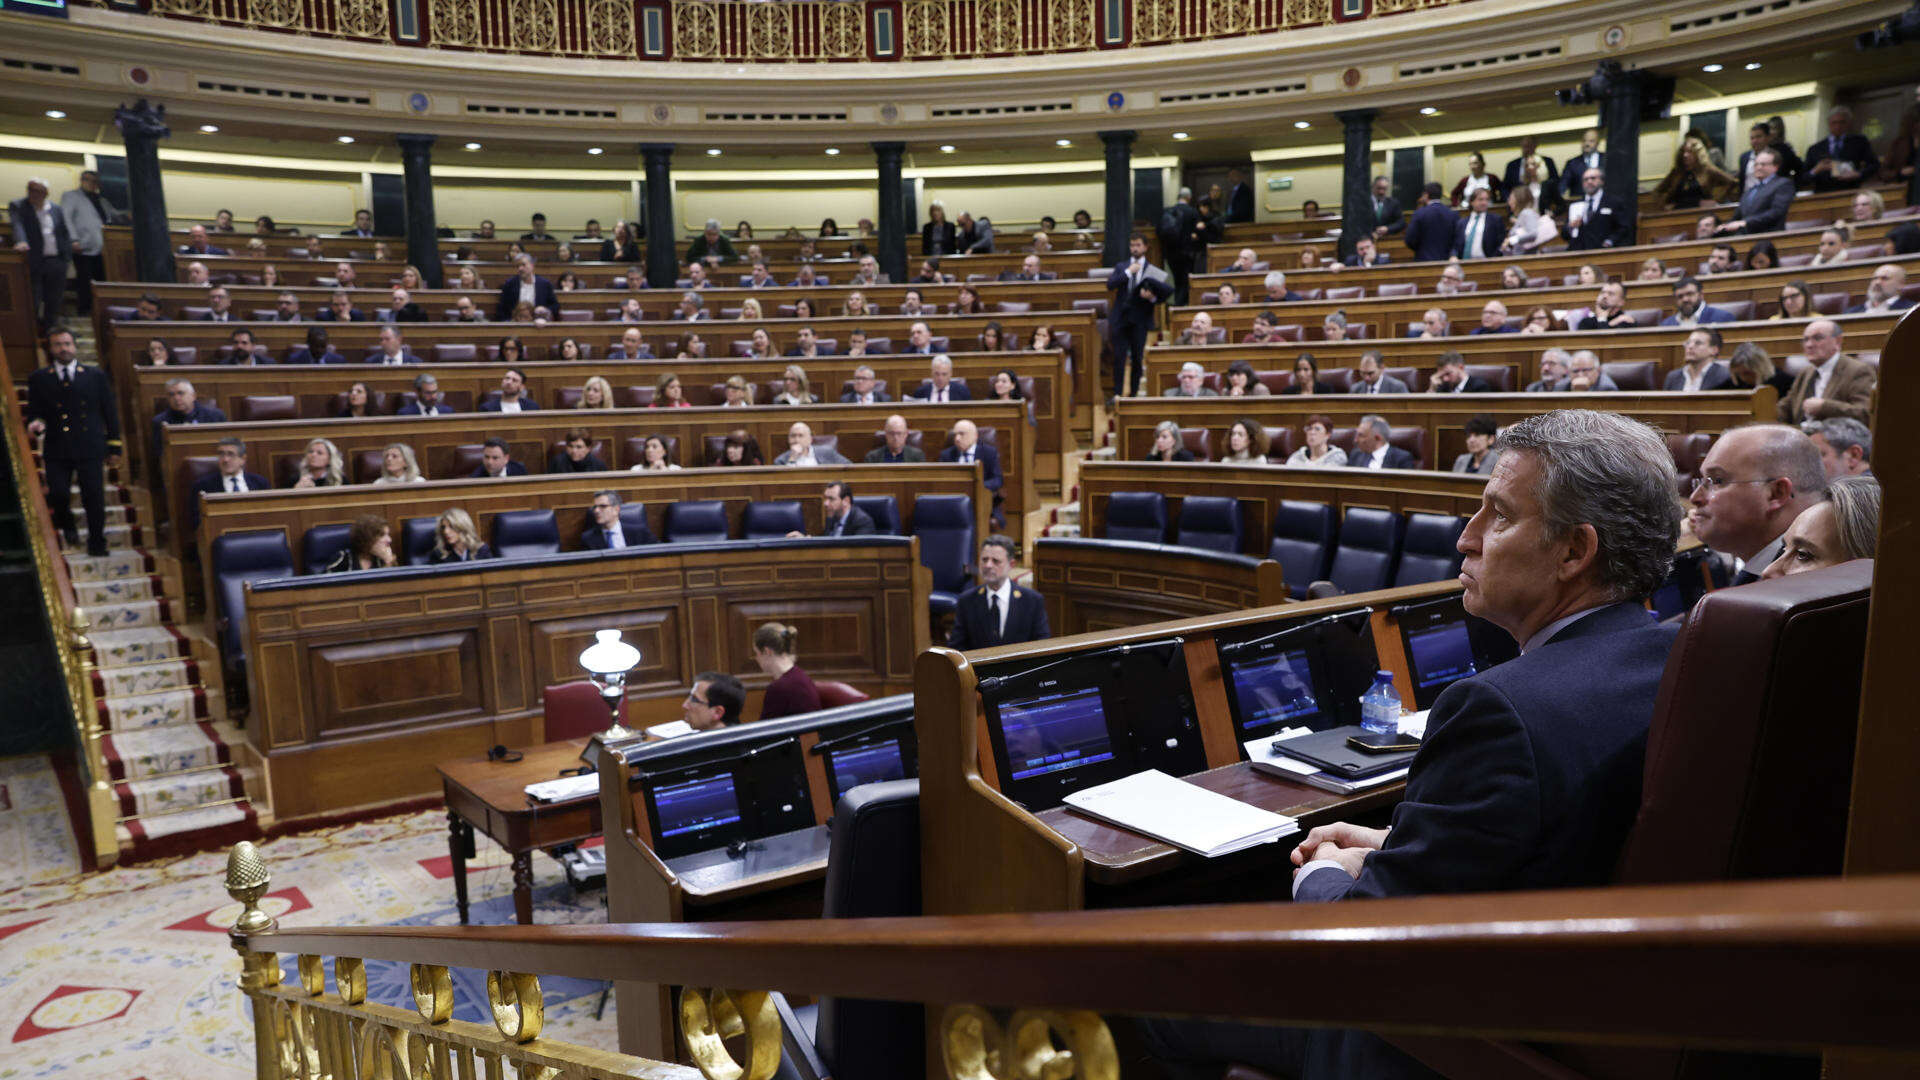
[{"xmin": 1063, "ymin": 769, "xmax": 1298, "ymax": 857}]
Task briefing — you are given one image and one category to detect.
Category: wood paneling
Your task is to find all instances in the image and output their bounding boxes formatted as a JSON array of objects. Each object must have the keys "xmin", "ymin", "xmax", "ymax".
[
  {"xmin": 0, "ymin": 252, "xmax": 36, "ymax": 378},
  {"xmin": 243, "ymin": 538, "xmax": 929, "ymax": 818},
  {"xmin": 1032, "ymin": 539, "xmax": 1287, "ymax": 637}
]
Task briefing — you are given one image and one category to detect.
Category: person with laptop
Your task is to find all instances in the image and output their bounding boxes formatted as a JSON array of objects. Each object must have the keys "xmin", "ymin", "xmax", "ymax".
[{"xmin": 1144, "ymin": 409, "xmax": 1684, "ymax": 1079}]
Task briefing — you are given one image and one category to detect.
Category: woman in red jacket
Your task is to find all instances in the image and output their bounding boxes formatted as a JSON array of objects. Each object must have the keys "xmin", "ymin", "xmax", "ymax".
[{"xmin": 753, "ymin": 622, "xmax": 821, "ymax": 721}]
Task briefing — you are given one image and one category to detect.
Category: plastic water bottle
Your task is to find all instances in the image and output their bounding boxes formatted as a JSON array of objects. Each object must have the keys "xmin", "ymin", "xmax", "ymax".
[{"xmin": 1359, "ymin": 671, "xmax": 1402, "ymax": 736}]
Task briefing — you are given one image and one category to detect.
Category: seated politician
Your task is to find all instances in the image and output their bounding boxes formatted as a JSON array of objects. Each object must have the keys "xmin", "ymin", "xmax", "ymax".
[
  {"xmin": 785, "ymin": 481, "xmax": 877, "ymax": 538},
  {"xmin": 947, "ymin": 534, "xmax": 1050, "ymax": 650},
  {"xmin": 584, "ymin": 489, "xmax": 654, "ymax": 549},
  {"xmin": 428, "ymin": 508, "xmax": 493, "ymax": 563},
  {"xmin": 470, "ymin": 437, "xmax": 527, "ymax": 478},
  {"xmin": 682, "ymin": 671, "xmax": 746, "ymax": 732},
  {"xmin": 189, "ymin": 436, "xmax": 267, "ymax": 530},
  {"xmin": 866, "ymin": 415, "xmax": 924, "ymax": 463},
  {"xmin": 1146, "ymin": 409, "xmax": 1684, "ymax": 1080}
]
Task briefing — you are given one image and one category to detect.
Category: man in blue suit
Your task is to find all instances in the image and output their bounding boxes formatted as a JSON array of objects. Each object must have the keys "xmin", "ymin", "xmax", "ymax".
[
  {"xmin": 947, "ymin": 534, "xmax": 1049, "ymax": 650},
  {"xmin": 582, "ymin": 490, "xmax": 653, "ymax": 548},
  {"xmin": 1403, "ymin": 183, "xmax": 1456, "ymax": 262},
  {"xmin": 188, "ymin": 437, "xmax": 268, "ymax": 531},
  {"xmin": 151, "ymin": 377, "xmax": 227, "ymax": 469},
  {"xmin": 1659, "ymin": 277, "xmax": 1739, "ymax": 327},
  {"xmin": 470, "ymin": 438, "xmax": 528, "ymax": 478},
  {"xmin": 1451, "ymin": 187, "xmax": 1506, "ymax": 259},
  {"xmin": 908, "ymin": 355, "xmax": 973, "ymax": 402},
  {"xmin": 1146, "ymin": 409, "xmax": 1683, "ymax": 1080},
  {"xmin": 1344, "ymin": 415, "xmax": 1417, "ymax": 469},
  {"xmin": 396, "ymin": 373, "xmax": 457, "ymax": 415},
  {"xmin": 1805, "ymin": 106, "xmax": 1878, "ymax": 192},
  {"xmin": 1663, "ymin": 328, "xmax": 1735, "ymax": 391},
  {"xmin": 494, "ymin": 255, "xmax": 559, "ymax": 321},
  {"xmin": 1716, "ymin": 148, "xmax": 1794, "ymax": 235},
  {"xmin": 938, "ymin": 420, "xmax": 1001, "ymax": 495}
]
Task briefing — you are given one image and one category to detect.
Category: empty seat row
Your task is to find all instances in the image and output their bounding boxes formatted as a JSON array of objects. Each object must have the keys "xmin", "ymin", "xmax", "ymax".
[{"xmin": 1104, "ymin": 492, "xmax": 1466, "ymax": 597}]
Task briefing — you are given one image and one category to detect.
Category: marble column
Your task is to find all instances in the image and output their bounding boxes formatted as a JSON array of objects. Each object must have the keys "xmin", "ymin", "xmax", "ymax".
[
  {"xmin": 640, "ymin": 143, "xmax": 677, "ymax": 290},
  {"xmin": 872, "ymin": 141, "xmax": 907, "ymax": 284},
  {"xmin": 396, "ymin": 134, "xmax": 442, "ymax": 288},
  {"xmin": 1097, "ymin": 129, "xmax": 1136, "ymax": 267},
  {"xmin": 1335, "ymin": 108, "xmax": 1379, "ymax": 263},
  {"xmin": 113, "ymin": 99, "xmax": 174, "ymax": 285}
]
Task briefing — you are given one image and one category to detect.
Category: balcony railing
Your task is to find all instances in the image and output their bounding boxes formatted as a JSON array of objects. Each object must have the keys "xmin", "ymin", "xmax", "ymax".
[{"xmin": 91, "ymin": 0, "xmax": 1468, "ymax": 61}]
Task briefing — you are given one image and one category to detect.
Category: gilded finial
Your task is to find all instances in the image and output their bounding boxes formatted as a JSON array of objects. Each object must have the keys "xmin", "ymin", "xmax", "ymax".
[
  {"xmin": 226, "ymin": 841, "xmax": 276, "ymax": 937},
  {"xmin": 69, "ymin": 607, "xmax": 91, "ymax": 651}
]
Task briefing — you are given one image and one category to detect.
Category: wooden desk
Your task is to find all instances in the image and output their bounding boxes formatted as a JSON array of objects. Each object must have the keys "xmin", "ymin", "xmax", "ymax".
[
  {"xmin": 436, "ymin": 737, "xmax": 600, "ymax": 925},
  {"xmin": 1032, "ymin": 538, "xmax": 1286, "ymax": 636}
]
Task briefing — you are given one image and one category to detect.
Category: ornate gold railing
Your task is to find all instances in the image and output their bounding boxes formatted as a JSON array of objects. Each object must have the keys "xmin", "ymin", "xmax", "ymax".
[
  {"xmin": 85, "ymin": 0, "xmax": 1471, "ymax": 61},
  {"xmin": 1, "ymin": 341, "xmax": 118, "ymax": 869}
]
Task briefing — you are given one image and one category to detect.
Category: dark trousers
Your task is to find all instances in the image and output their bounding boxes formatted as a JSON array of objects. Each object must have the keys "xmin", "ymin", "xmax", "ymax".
[
  {"xmin": 28, "ymin": 256, "xmax": 69, "ymax": 331},
  {"xmin": 1137, "ymin": 1016, "xmax": 1307, "ymax": 1080},
  {"xmin": 70, "ymin": 251, "xmax": 104, "ymax": 314},
  {"xmin": 1168, "ymin": 258, "xmax": 1192, "ymax": 307},
  {"xmin": 1115, "ymin": 319, "xmax": 1151, "ymax": 397},
  {"xmin": 44, "ymin": 455, "xmax": 107, "ymax": 552}
]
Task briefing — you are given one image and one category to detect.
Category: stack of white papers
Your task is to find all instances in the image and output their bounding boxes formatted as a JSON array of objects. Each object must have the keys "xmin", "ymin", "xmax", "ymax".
[
  {"xmin": 645, "ymin": 719, "xmax": 694, "ymax": 740},
  {"xmin": 524, "ymin": 773, "xmax": 599, "ymax": 803},
  {"xmin": 1063, "ymin": 769, "xmax": 1299, "ymax": 857}
]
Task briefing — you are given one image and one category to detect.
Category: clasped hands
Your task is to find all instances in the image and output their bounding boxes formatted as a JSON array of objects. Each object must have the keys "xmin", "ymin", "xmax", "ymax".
[{"xmin": 1289, "ymin": 821, "xmax": 1389, "ymax": 881}]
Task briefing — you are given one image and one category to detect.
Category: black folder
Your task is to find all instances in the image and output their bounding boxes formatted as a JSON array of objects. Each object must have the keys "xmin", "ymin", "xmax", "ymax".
[{"xmin": 1271, "ymin": 725, "xmax": 1420, "ymax": 779}]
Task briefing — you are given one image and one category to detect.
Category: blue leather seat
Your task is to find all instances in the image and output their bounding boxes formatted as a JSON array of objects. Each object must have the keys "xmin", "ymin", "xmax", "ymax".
[
  {"xmin": 852, "ymin": 495, "xmax": 900, "ymax": 536},
  {"xmin": 1174, "ymin": 495, "xmax": 1243, "ymax": 555},
  {"xmin": 1268, "ymin": 500, "xmax": 1337, "ymax": 598},
  {"xmin": 618, "ymin": 504, "xmax": 651, "ymax": 543},
  {"xmin": 771, "ymin": 780, "xmax": 924, "ymax": 1080},
  {"xmin": 1393, "ymin": 512, "xmax": 1468, "ymax": 587},
  {"xmin": 210, "ymin": 530, "xmax": 293, "ymax": 661},
  {"xmin": 400, "ymin": 517, "xmax": 439, "ymax": 565},
  {"xmin": 910, "ymin": 494, "xmax": 974, "ymax": 615},
  {"xmin": 663, "ymin": 500, "xmax": 731, "ymax": 544},
  {"xmin": 1328, "ymin": 507, "xmax": 1405, "ymax": 595},
  {"xmin": 1104, "ymin": 492, "xmax": 1168, "ymax": 544},
  {"xmin": 300, "ymin": 523, "xmax": 353, "ymax": 576},
  {"xmin": 742, "ymin": 500, "xmax": 806, "ymax": 540},
  {"xmin": 489, "ymin": 509, "xmax": 561, "ymax": 559}
]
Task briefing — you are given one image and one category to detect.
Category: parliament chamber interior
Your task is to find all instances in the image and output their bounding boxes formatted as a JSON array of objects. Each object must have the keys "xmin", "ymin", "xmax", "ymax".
[{"xmin": 0, "ymin": 0, "xmax": 1917, "ymax": 1075}]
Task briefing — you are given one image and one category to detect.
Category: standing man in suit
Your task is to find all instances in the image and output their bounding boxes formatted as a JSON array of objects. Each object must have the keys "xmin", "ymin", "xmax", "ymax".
[
  {"xmin": 1349, "ymin": 352, "xmax": 1410, "ymax": 395},
  {"xmin": 1663, "ymin": 329, "xmax": 1734, "ymax": 391},
  {"xmin": 1225, "ymin": 166, "xmax": 1255, "ymax": 224},
  {"xmin": 1777, "ymin": 319, "xmax": 1874, "ymax": 424},
  {"xmin": 1689, "ymin": 423, "xmax": 1826, "ymax": 584},
  {"xmin": 1157, "ymin": 188, "xmax": 1200, "ymax": 306},
  {"xmin": 787, "ymin": 481, "xmax": 877, "ymax": 539},
  {"xmin": 1451, "ymin": 187, "xmax": 1506, "ymax": 259},
  {"xmin": 26, "ymin": 327, "xmax": 119, "ymax": 556},
  {"xmin": 188, "ymin": 436, "xmax": 268, "ymax": 531},
  {"xmin": 494, "ymin": 254, "xmax": 559, "ymax": 321},
  {"xmin": 1806, "ymin": 106, "xmax": 1878, "ymax": 192},
  {"xmin": 1362, "ymin": 175, "xmax": 1404, "ymax": 245},
  {"xmin": 1562, "ymin": 128, "xmax": 1603, "ymax": 200},
  {"xmin": 345, "ymin": 209, "xmax": 375, "ymax": 238},
  {"xmin": 909, "ymin": 355, "xmax": 972, "ymax": 402},
  {"xmin": 1107, "ymin": 231, "xmax": 1173, "ymax": 398},
  {"xmin": 1502, "ymin": 133, "xmax": 1558, "ymax": 195},
  {"xmin": 1716, "ymin": 148, "xmax": 1793, "ymax": 236},
  {"xmin": 59, "ymin": 170, "xmax": 122, "ymax": 315},
  {"xmin": 10, "ymin": 179, "xmax": 72, "ymax": 332},
  {"xmin": 1345, "ymin": 414, "xmax": 1415, "ymax": 469},
  {"xmin": 947, "ymin": 535, "xmax": 1049, "ymax": 650},
  {"xmin": 583, "ymin": 490, "xmax": 653, "ymax": 549},
  {"xmin": 1403, "ymin": 183, "xmax": 1456, "ymax": 262},
  {"xmin": 1566, "ymin": 167, "xmax": 1626, "ymax": 249}
]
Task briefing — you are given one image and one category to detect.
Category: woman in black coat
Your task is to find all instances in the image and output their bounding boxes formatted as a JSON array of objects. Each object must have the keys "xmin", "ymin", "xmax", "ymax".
[{"xmin": 922, "ymin": 202, "xmax": 958, "ymax": 256}]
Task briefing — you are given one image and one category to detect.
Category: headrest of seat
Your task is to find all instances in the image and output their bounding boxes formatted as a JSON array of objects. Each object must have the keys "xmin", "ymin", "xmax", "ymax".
[
  {"xmin": 1340, "ymin": 506, "xmax": 1402, "ymax": 548},
  {"xmin": 212, "ymin": 529, "xmax": 293, "ymax": 574},
  {"xmin": 399, "ymin": 517, "xmax": 439, "ymax": 565},
  {"xmin": 910, "ymin": 494, "xmax": 973, "ymax": 528},
  {"xmin": 1402, "ymin": 512, "xmax": 1466, "ymax": 553},
  {"xmin": 490, "ymin": 509, "xmax": 560, "ymax": 555},
  {"xmin": 1272, "ymin": 499, "xmax": 1335, "ymax": 536},
  {"xmin": 299, "ymin": 523, "xmax": 354, "ymax": 575}
]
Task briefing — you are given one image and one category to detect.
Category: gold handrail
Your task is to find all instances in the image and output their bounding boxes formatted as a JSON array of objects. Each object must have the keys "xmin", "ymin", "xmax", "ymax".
[{"xmin": 1, "ymin": 340, "xmax": 117, "ymax": 867}]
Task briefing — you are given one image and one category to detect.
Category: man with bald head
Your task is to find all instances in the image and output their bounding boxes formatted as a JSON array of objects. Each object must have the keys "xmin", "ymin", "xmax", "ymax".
[
  {"xmin": 1689, "ymin": 423, "xmax": 1828, "ymax": 584},
  {"xmin": 1778, "ymin": 319, "xmax": 1874, "ymax": 424},
  {"xmin": 940, "ymin": 418, "xmax": 1004, "ymax": 503},
  {"xmin": 1845, "ymin": 264, "xmax": 1914, "ymax": 314},
  {"xmin": 865, "ymin": 414, "xmax": 924, "ymax": 463}
]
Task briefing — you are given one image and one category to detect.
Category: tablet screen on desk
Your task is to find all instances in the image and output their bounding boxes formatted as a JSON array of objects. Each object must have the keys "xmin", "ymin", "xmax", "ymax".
[
  {"xmin": 1407, "ymin": 621, "xmax": 1476, "ymax": 690},
  {"xmin": 646, "ymin": 767, "xmax": 746, "ymax": 859},
  {"xmin": 823, "ymin": 738, "xmax": 912, "ymax": 803},
  {"xmin": 987, "ymin": 683, "xmax": 1126, "ymax": 809},
  {"xmin": 1394, "ymin": 598, "xmax": 1515, "ymax": 710},
  {"xmin": 1223, "ymin": 647, "xmax": 1327, "ymax": 739}
]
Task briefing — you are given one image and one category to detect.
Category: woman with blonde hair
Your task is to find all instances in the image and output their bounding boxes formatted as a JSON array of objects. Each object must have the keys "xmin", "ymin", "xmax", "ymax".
[
  {"xmin": 290, "ymin": 437, "xmax": 345, "ymax": 488},
  {"xmin": 1762, "ymin": 475, "xmax": 1881, "ymax": 577},
  {"xmin": 456, "ymin": 265, "xmax": 485, "ymax": 290},
  {"xmin": 373, "ymin": 442, "xmax": 424, "ymax": 484},
  {"xmin": 753, "ymin": 622, "xmax": 821, "ymax": 721},
  {"xmin": 398, "ymin": 265, "xmax": 424, "ymax": 290},
  {"xmin": 577, "ymin": 375, "xmax": 615, "ymax": 409},
  {"xmin": 739, "ymin": 297, "xmax": 764, "ymax": 321},
  {"xmin": 1655, "ymin": 136, "xmax": 1738, "ymax": 209},
  {"xmin": 773, "ymin": 364, "xmax": 815, "ymax": 405},
  {"xmin": 429, "ymin": 508, "xmax": 491, "ymax": 564}
]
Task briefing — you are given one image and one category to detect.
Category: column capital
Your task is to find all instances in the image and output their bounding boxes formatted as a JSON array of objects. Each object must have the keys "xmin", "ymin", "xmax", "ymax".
[
  {"xmin": 1096, "ymin": 129, "xmax": 1137, "ymax": 146},
  {"xmin": 1335, "ymin": 108, "xmax": 1379, "ymax": 128},
  {"xmin": 639, "ymin": 142, "xmax": 676, "ymax": 157},
  {"xmin": 870, "ymin": 140, "xmax": 907, "ymax": 154},
  {"xmin": 396, "ymin": 133, "xmax": 437, "ymax": 151},
  {"xmin": 114, "ymin": 99, "xmax": 171, "ymax": 141}
]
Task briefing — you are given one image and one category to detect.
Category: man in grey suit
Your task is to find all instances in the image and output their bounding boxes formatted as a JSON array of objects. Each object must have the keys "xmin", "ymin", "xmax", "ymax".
[
  {"xmin": 773, "ymin": 421, "xmax": 851, "ymax": 466},
  {"xmin": 1716, "ymin": 148, "xmax": 1793, "ymax": 236},
  {"xmin": 59, "ymin": 170, "xmax": 123, "ymax": 314},
  {"xmin": 10, "ymin": 178, "xmax": 71, "ymax": 331},
  {"xmin": 1525, "ymin": 348, "xmax": 1571, "ymax": 392},
  {"xmin": 1348, "ymin": 351, "xmax": 1410, "ymax": 395},
  {"xmin": 1555, "ymin": 350, "xmax": 1619, "ymax": 392}
]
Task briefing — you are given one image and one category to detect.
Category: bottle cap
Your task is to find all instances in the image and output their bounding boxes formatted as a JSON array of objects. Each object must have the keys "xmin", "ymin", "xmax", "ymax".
[{"xmin": 1376, "ymin": 670, "xmax": 1395, "ymax": 682}]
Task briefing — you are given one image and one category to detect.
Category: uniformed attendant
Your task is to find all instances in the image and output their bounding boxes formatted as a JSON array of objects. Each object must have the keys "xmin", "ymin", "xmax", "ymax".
[
  {"xmin": 25, "ymin": 326, "xmax": 119, "ymax": 556},
  {"xmin": 947, "ymin": 534, "xmax": 1051, "ymax": 650}
]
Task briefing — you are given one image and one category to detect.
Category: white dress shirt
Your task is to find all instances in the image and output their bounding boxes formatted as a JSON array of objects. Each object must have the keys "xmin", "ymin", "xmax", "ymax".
[
  {"xmin": 1811, "ymin": 356, "xmax": 1838, "ymax": 400},
  {"xmin": 223, "ymin": 473, "xmax": 250, "ymax": 493},
  {"xmin": 34, "ymin": 201, "xmax": 57, "ymax": 257},
  {"xmin": 1677, "ymin": 362, "xmax": 1723, "ymax": 392},
  {"xmin": 497, "ymin": 397, "xmax": 523, "ymax": 413},
  {"xmin": 517, "ymin": 280, "xmax": 536, "ymax": 307},
  {"xmin": 1362, "ymin": 444, "xmax": 1388, "ymax": 469},
  {"xmin": 985, "ymin": 579, "xmax": 1012, "ymax": 638},
  {"xmin": 1462, "ymin": 212, "xmax": 1487, "ymax": 258}
]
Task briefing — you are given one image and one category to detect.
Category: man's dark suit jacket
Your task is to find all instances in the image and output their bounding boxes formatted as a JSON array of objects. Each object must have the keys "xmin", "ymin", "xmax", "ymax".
[
  {"xmin": 1345, "ymin": 445, "xmax": 1416, "ymax": 470},
  {"xmin": 494, "ymin": 276, "xmax": 559, "ymax": 321},
  {"xmin": 315, "ymin": 307, "xmax": 366, "ymax": 322},
  {"xmin": 1734, "ymin": 174, "xmax": 1795, "ymax": 234},
  {"xmin": 1663, "ymin": 364, "xmax": 1735, "ymax": 391},
  {"xmin": 1227, "ymin": 181, "xmax": 1255, "ymax": 224},
  {"xmin": 583, "ymin": 520, "xmax": 654, "ymax": 549},
  {"xmin": 10, "ymin": 200, "xmax": 73, "ymax": 267},
  {"xmin": 547, "ymin": 453, "xmax": 608, "ymax": 473},
  {"xmin": 818, "ymin": 505, "xmax": 877, "ymax": 537},
  {"xmin": 786, "ymin": 345, "xmax": 840, "ymax": 358},
  {"xmin": 939, "ymin": 441, "xmax": 1002, "ymax": 492},
  {"xmin": 26, "ymin": 364, "xmax": 118, "ymax": 462},
  {"xmin": 390, "ymin": 303, "xmax": 429, "ymax": 323},
  {"xmin": 1431, "ymin": 375, "xmax": 1495, "ymax": 393},
  {"xmin": 908, "ymin": 382, "xmax": 972, "ymax": 402},
  {"xmin": 1291, "ymin": 602, "xmax": 1676, "ymax": 1079},
  {"xmin": 177, "ymin": 242, "xmax": 229, "ymax": 256},
  {"xmin": 1843, "ymin": 298, "xmax": 1916, "ymax": 314},
  {"xmin": 1105, "ymin": 262, "xmax": 1173, "ymax": 329},
  {"xmin": 1364, "ymin": 196, "xmax": 1404, "ymax": 237},
  {"xmin": 1565, "ymin": 195, "xmax": 1628, "ymax": 250},
  {"xmin": 947, "ymin": 583, "xmax": 1050, "ymax": 650},
  {"xmin": 188, "ymin": 469, "xmax": 268, "ymax": 529},
  {"xmin": 470, "ymin": 462, "xmax": 529, "ymax": 478},
  {"xmin": 1404, "ymin": 201, "xmax": 1458, "ymax": 262},
  {"xmin": 1469, "ymin": 324, "xmax": 1518, "ymax": 335},
  {"xmin": 1805, "ymin": 133, "xmax": 1878, "ymax": 192},
  {"xmin": 839, "ymin": 390, "xmax": 894, "ymax": 403},
  {"xmin": 479, "ymin": 397, "xmax": 541, "ymax": 412},
  {"xmin": 865, "ymin": 446, "xmax": 925, "ymax": 463},
  {"xmin": 1738, "ymin": 146, "xmax": 1804, "ymax": 190},
  {"xmin": 1451, "ymin": 212, "xmax": 1507, "ymax": 259},
  {"xmin": 152, "ymin": 403, "xmax": 227, "ymax": 463},
  {"xmin": 395, "ymin": 400, "xmax": 455, "ymax": 416},
  {"xmin": 1562, "ymin": 151, "xmax": 1604, "ymax": 198}
]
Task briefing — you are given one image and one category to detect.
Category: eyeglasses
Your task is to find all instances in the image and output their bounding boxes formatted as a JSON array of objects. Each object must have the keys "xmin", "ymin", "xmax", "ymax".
[
  {"xmin": 686, "ymin": 692, "xmax": 710, "ymax": 707},
  {"xmin": 1690, "ymin": 475, "xmax": 1777, "ymax": 494}
]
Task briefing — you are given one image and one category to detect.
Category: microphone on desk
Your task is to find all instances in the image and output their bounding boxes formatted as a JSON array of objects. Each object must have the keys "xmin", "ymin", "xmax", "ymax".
[
  {"xmin": 1216, "ymin": 608, "xmax": 1374, "ymax": 658},
  {"xmin": 975, "ymin": 635, "xmax": 1185, "ymax": 695}
]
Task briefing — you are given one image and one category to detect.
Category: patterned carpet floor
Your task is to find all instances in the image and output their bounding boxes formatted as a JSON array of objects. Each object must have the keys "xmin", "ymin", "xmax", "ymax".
[{"xmin": 0, "ymin": 767, "xmax": 621, "ymax": 1079}]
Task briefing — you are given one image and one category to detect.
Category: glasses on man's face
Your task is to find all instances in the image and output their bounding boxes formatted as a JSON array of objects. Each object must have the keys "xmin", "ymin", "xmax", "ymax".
[
  {"xmin": 1691, "ymin": 475, "xmax": 1776, "ymax": 495},
  {"xmin": 593, "ymin": 502, "xmax": 616, "ymax": 512},
  {"xmin": 686, "ymin": 692, "xmax": 710, "ymax": 707}
]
